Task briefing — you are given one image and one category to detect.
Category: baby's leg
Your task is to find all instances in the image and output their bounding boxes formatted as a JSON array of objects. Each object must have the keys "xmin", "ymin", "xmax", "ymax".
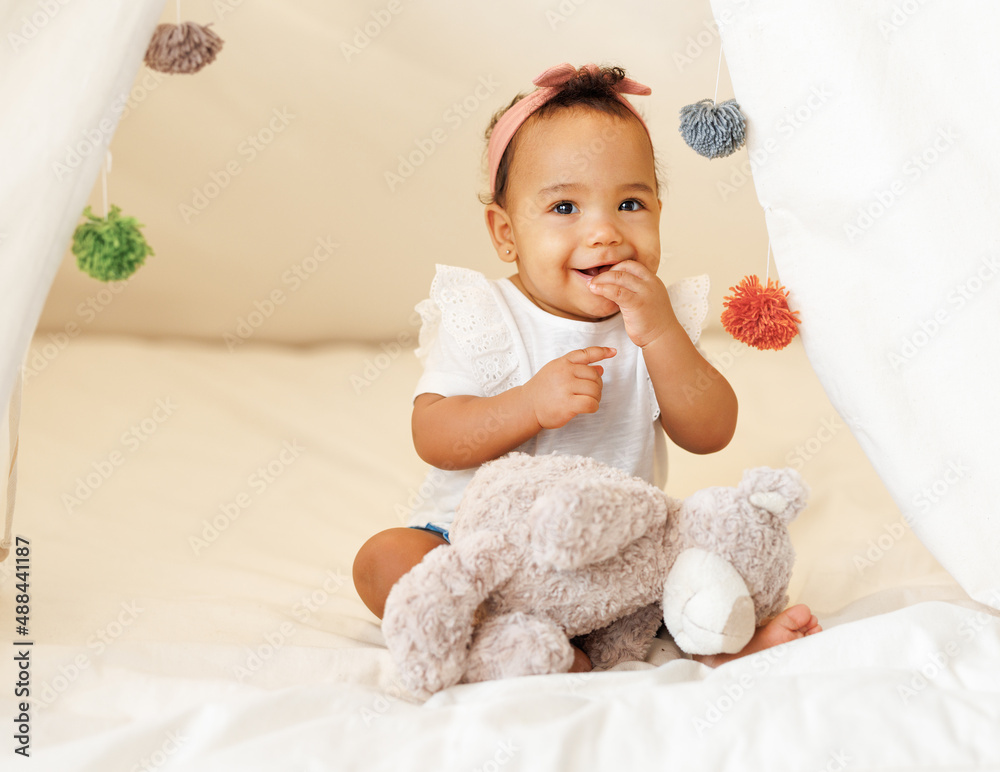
[
  {"xmin": 352, "ymin": 527, "xmax": 448, "ymax": 618},
  {"xmin": 693, "ymin": 604, "xmax": 822, "ymax": 668}
]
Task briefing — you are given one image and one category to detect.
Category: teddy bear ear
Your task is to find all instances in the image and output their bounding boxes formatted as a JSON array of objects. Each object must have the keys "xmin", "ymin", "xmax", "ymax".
[
  {"xmin": 748, "ymin": 491, "xmax": 790, "ymax": 515},
  {"xmin": 741, "ymin": 467, "xmax": 809, "ymax": 523}
]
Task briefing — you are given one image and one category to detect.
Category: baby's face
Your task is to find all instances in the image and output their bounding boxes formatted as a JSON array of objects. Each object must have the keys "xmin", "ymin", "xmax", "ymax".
[{"xmin": 501, "ymin": 108, "xmax": 661, "ymax": 321}]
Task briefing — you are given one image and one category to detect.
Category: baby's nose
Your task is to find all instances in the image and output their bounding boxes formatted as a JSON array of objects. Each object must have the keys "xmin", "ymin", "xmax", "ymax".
[{"xmin": 585, "ymin": 215, "xmax": 623, "ymax": 247}]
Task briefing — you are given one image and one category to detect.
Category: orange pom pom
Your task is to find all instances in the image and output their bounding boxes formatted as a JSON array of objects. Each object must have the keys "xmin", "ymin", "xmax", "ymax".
[{"xmin": 721, "ymin": 275, "xmax": 801, "ymax": 351}]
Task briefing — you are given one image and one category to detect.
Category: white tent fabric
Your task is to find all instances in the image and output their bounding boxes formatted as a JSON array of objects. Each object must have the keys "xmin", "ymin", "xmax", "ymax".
[
  {"xmin": 0, "ymin": 0, "xmax": 166, "ymax": 557},
  {"xmin": 712, "ymin": 0, "xmax": 1000, "ymax": 609}
]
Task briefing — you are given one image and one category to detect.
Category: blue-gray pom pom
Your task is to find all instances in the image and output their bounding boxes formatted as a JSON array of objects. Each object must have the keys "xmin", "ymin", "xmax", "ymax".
[{"xmin": 679, "ymin": 98, "xmax": 747, "ymax": 159}]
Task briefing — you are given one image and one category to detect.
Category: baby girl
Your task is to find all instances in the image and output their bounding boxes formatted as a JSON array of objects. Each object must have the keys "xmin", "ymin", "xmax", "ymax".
[{"xmin": 354, "ymin": 63, "xmax": 820, "ymax": 670}]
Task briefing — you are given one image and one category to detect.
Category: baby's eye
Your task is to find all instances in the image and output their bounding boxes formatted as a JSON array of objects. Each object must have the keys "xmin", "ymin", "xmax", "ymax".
[
  {"xmin": 619, "ymin": 199, "xmax": 644, "ymax": 212},
  {"xmin": 553, "ymin": 201, "xmax": 580, "ymax": 215}
]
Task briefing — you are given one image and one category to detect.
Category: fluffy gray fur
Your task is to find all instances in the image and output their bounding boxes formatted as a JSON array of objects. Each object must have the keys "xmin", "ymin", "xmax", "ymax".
[{"xmin": 382, "ymin": 453, "xmax": 807, "ymax": 698}]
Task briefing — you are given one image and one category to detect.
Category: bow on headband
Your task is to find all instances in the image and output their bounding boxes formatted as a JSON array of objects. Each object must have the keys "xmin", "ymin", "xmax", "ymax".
[{"xmin": 487, "ymin": 63, "xmax": 653, "ymax": 195}]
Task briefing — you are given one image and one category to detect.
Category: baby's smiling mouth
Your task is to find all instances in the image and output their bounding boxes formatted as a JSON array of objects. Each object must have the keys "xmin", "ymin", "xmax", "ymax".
[{"xmin": 575, "ymin": 264, "xmax": 615, "ymax": 278}]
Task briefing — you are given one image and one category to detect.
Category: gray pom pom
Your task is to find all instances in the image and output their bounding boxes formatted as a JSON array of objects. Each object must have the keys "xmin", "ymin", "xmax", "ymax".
[
  {"xmin": 144, "ymin": 22, "xmax": 224, "ymax": 75},
  {"xmin": 679, "ymin": 98, "xmax": 747, "ymax": 159}
]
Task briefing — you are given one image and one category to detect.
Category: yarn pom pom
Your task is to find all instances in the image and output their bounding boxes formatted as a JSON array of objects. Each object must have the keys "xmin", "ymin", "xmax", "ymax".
[
  {"xmin": 72, "ymin": 205, "xmax": 154, "ymax": 282},
  {"xmin": 721, "ymin": 275, "xmax": 800, "ymax": 351},
  {"xmin": 144, "ymin": 21, "xmax": 224, "ymax": 74},
  {"xmin": 679, "ymin": 98, "xmax": 747, "ymax": 159}
]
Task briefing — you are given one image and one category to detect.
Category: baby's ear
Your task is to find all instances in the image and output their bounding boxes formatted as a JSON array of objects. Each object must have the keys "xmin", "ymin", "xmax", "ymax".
[{"xmin": 484, "ymin": 203, "xmax": 516, "ymax": 263}]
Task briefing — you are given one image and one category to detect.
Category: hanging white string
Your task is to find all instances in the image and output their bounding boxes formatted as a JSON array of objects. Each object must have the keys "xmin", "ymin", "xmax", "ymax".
[
  {"xmin": 712, "ymin": 45, "xmax": 724, "ymax": 105},
  {"xmin": 176, "ymin": 0, "xmax": 181, "ymax": 24},
  {"xmin": 101, "ymin": 151, "xmax": 112, "ymax": 217},
  {"xmin": 765, "ymin": 238, "xmax": 772, "ymax": 283}
]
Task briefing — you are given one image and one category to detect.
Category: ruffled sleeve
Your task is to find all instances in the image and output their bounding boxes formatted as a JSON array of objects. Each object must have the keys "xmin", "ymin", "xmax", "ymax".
[
  {"xmin": 666, "ymin": 274, "xmax": 710, "ymax": 347},
  {"xmin": 414, "ymin": 265, "xmax": 521, "ymax": 398}
]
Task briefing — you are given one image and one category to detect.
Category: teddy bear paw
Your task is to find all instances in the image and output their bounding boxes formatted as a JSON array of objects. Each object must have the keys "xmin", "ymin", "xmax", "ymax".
[
  {"xmin": 462, "ymin": 612, "xmax": 575, "ymax": 684},
  {"xmin": 663, "ymin": 548, "xmax": 755, "ymax": 655}
]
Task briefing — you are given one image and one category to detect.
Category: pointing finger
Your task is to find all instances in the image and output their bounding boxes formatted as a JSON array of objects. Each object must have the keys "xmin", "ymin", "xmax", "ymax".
[{"xmin": 566, "ymin": 346, "xmax": 617, "ymax": 365}]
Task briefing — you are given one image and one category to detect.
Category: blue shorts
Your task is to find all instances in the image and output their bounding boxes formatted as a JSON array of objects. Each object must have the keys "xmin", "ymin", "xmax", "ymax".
[{"xmin": 409, "ymin": 523, "xmax": 450, "ymax": 543}]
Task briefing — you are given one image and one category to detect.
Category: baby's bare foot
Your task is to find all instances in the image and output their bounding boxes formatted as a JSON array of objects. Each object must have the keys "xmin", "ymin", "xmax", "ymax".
[
  {"xmin": 569, "ymin": 644, "xmax": 592, "ymax": 673},
  {"xmin": 694, "ymin": 604, "xmax": 821, "ymax": 668}
]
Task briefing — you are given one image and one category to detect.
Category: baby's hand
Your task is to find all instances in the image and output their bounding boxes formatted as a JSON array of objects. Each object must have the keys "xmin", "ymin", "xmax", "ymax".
[
  {"xmin": 588, "ymin": 261, "xmax": 679, "ymax": 348},
  {"xmin": 522, "ymin": 346, "xmax": 616, "ymax": 430}
]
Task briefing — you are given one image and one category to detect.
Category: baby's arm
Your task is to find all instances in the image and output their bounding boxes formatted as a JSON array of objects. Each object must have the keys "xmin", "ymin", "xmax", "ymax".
[
  {"xmin": 412, "ymin": 346, "xmax": 616, "ymax": 470},
  {"xmin": 589, "ymin": 262, "xmax": 737, "ymax": 454},
  {"xmin": 642, "ymin": 325, "xmax": 737, "ymax": 454}
]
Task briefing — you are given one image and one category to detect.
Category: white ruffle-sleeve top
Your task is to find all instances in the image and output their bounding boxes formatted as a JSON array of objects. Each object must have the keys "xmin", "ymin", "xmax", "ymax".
[{"xmin": 408, "ymin": 264, "xmax": 709, "ymax": 530}]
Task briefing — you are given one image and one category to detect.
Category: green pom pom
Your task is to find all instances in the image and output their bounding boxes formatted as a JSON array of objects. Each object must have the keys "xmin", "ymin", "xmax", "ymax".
[{"xmin": 72, "ymin": 205, "xmax": 154, "ymax": 282}]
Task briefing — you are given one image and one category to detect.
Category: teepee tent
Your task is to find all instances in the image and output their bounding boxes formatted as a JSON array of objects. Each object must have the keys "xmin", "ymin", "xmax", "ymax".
[
  {"xmin": 3, "ymin": 2, "xmax": 1000, "ymax": 766},
  {"xmin": 0, "ymin": 1, "xmax": 165, "ymax": 557}
]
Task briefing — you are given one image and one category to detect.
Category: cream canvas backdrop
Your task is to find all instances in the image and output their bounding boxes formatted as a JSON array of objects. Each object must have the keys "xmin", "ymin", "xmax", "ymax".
[{"xmin": 37, "ymin": 0, "xmax": 773, "ymax": 346}]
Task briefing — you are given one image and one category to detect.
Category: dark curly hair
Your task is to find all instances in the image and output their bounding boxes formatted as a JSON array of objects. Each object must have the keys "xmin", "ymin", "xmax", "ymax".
[{"xmin": 482, "ymin": 65, "xmax": 660, "ymax": 208}]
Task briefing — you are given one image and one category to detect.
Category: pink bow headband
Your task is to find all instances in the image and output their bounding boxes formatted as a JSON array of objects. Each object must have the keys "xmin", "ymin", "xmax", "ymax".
[{"xmin": 487, "ymin": 63, "xmax": 652, "ymax": 196}]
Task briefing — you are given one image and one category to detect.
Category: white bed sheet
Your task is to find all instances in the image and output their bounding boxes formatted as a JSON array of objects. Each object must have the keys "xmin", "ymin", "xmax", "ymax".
[{"xmin": 2, "ymin": 331, "xmax": 999, "ymax": 770}]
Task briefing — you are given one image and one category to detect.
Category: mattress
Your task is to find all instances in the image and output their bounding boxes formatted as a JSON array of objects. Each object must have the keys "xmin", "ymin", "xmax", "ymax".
[{"xmin": 3, "ymin": 330, "xmax": 999, "ymax": 770}]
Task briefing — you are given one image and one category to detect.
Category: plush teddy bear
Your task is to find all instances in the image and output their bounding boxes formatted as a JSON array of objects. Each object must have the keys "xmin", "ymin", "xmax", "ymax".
[{"xmin": 382, "ymin": 452, "xmax": 808, "ymax": 698}]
